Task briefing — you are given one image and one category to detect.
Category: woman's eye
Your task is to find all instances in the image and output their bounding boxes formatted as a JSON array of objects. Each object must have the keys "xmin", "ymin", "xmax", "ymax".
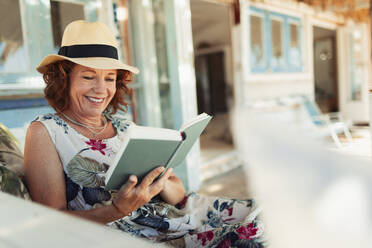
[
  {"xmin": 106, "ymin": 78, "xmax": 115, "ymax": 82},
  {"xmin": 83, "ymin": 76, "xmax": 94, "ymax": 80}
]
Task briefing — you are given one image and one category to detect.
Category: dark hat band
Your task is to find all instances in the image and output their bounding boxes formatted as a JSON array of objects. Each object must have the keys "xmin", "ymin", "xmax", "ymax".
[{"xmin": 58, "ymin": 44, "xmax": 118, "ymax": 59}]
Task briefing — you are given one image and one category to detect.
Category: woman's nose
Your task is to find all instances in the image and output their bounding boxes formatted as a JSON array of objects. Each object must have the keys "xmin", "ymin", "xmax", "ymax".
[{"xmin": 94, "ymin": 77, "xmax": 105, "ymax": 92}]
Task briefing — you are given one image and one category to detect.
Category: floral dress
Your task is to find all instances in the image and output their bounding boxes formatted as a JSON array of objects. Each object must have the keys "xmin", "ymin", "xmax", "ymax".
[{"xmin": 34, "ymin": 113, "xmax": 266, "ymax": 248}]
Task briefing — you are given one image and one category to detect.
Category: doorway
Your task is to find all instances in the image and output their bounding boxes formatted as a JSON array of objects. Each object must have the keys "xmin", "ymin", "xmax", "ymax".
[
  {"xmin": 195, "ymin": 50, "xmax": 228, "ymax": 116},
  {"xmin": 190, "ymin": 0, "xmax": 237, "ymax": 180},
  {"xmin": 313, "ymin": 26, "xmax": 339, "ymax": 113}
]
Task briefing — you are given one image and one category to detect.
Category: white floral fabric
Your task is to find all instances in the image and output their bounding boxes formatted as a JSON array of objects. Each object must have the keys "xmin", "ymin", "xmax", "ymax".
[{"xmin": 34, "ymin": 113, "xmax": 266, "ymax": 248}]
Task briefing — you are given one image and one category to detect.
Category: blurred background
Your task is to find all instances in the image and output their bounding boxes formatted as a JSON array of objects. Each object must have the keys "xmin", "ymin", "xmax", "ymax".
[{"xmin": 0, "ymin": 0, "xmax": 372, "ymax": 194}]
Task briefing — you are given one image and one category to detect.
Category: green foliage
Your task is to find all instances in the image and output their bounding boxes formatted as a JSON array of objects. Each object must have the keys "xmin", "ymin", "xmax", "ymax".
[
  {"xmin": 66, "ymin": 155, "xmax": 106, "ymax": 188},
  {"xmin": 0, "ymin": 165, "xmax": 30, "ymax": 200}
]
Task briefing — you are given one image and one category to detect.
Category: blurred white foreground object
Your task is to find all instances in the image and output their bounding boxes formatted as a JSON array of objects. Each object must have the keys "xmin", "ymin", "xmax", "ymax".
[
  {"xmin": 0, "ymin": 193, "xmax": 164, "ymax": 247},
  {"xmin": 237, "ymin": 110, "xmax": 372, "ymax": 248}
]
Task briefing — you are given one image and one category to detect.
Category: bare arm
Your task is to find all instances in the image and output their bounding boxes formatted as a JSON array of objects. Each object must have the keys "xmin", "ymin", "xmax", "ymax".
[{"xmin": 24, "ymin": 122, "xmax": 67, "ymax": 209}]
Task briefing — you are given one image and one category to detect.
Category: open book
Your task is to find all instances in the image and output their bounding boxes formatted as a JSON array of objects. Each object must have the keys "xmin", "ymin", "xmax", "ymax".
[{"xmin": 104, "ymin": 113, "xmax": 212, "ymax": 190}]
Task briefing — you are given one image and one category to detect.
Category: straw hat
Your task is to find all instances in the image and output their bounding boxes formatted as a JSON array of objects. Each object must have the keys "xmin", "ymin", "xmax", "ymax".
[{"xmin": 36, "ymin": 20, "xmax": 139, "ymax": 74}]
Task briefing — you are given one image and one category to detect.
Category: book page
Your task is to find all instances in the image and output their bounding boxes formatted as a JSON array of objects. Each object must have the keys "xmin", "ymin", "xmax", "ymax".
[
  {"xmin": 179, "ymin": 113, "xmax": 210, "ymax": 131},
  {"xmin": 131, "ymin": 125, "xmax": 182, "ymax": 141}
]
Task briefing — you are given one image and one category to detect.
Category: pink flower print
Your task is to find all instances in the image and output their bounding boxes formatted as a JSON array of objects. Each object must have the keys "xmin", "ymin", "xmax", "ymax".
[
  {"xmin": 216, "ymin": 238, "xmax": 231, "ymax": 248},
  {"xmin": 176, "ymin": 195, "xmax": 188, "ymax": 209},
  {"xmin": 236, "ymin": 223, "xmax": 258, "ymax": 240},
  {"xmin": 85, "ymin": 139, "xmax": 107, "ymax": 155},
  {"xmin": 222, "ymin": 206, "xmax": 235, "ymax": 223},
  {"xmin": 226, "ymin": 206, "xmax": 233, "ymax": 216},
  {"xmin": 197, "ymin": 230, "xmax": 214, "ymax": 246}
]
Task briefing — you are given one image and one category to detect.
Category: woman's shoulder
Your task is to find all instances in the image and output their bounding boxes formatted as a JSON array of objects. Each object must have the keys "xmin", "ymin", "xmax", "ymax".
[
  {"xmin": 27, "ymin": 115, "xmax": 60, "ymax": 145},
  {"xmin": 32, "ymin": 113, "xmax": 69, "ymax": 134},
  {"xmin": 33, "ymin": 113, "xmax": 59, "ymax": 123},
  {"xmin": 106, "ymin": 114, "xmax": 135, "ymax": 133}
]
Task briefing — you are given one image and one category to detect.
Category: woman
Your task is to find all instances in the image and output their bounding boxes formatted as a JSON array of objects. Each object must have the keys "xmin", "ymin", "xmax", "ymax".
[{"xmin": 25, "ymin": 20, "xmax": 265, "ymax": 247}]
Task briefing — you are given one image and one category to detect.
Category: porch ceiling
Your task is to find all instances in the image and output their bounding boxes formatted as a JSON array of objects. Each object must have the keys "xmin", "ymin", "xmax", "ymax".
[{"xmin": 300, "ymin": 0, "xmax": 370, "ymax": 22}]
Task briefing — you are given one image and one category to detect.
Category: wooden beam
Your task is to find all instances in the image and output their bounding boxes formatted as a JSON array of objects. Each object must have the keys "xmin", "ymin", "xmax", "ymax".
[{"xmin": 234, "ymin": 0, "xmax": 240, "ymax": 24}]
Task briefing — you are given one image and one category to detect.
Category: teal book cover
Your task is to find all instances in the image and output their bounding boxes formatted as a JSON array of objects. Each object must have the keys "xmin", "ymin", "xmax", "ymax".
[
  {"xmin": 104, "ymin": 113, "xmax": 212, "ymax": 190},
  {"xmin": 105, "ymin": 139, "xmax": 181, "ymax": 190},
  {"xmin": 166, "ymin": 115, "xmax": 212, "ymax": 169}
]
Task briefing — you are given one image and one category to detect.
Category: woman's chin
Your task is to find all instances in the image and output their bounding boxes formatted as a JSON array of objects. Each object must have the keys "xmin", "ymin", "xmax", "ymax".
[
  {"xmin": 83, "ymin": 108, "xmax": 106, "ymax": 117},
  {"xmin": 86, "ymin": 103, "xmax": 108, "ymax": 114}
]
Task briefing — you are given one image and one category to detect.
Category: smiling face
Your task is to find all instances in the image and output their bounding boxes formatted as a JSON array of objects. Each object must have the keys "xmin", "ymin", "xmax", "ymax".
[{"xmin": 68, "ymin": 64, "xmax": 117, "ymax": 119}]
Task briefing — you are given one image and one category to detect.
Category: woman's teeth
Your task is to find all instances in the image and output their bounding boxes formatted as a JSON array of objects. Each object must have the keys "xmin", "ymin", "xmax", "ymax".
[{"xmin": 86, "ymin": 96, "xmax": 104, "ymax": 103}]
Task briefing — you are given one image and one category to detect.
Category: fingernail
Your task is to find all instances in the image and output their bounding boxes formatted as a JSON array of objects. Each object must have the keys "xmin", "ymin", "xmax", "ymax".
[
  {"xmin": 129, "ymin": 175, "xmax": 136, "ymax": 182},
  {"xmin": 159, "ymin": 166, "xmax": 165, "ymax": 171}
]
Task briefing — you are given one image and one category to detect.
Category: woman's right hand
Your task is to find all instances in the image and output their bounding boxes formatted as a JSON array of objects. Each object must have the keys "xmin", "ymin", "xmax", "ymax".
[{"xmin": 112, "ymin": 166, "xmax": 173, "ymax": 216}]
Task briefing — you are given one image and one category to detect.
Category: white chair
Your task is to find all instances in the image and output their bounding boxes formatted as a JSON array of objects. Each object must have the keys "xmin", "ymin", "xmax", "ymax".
[{"xmin": 302, "ymin": 96, "xmax": 352, "ymax": 148}]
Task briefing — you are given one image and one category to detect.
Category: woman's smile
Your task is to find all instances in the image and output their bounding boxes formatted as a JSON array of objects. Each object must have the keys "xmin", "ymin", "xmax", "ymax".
[{"xmin": 85, "ymin": 96, "xmax": 105, "ymax": 104}]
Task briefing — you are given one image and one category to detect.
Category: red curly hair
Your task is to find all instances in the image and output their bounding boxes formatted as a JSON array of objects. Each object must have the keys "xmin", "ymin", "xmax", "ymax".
[{"xmin": 42, "ymin": 60, "xmax": 132, "ymax": 114}]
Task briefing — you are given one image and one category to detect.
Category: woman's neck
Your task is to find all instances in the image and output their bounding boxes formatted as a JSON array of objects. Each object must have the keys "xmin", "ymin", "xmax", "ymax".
[{"xmin": 63, "ymin": 110, "xmax": 105, "ymax": 127}]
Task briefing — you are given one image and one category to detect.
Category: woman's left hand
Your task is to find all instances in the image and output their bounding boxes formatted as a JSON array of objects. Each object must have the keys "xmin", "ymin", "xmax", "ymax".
[
  {"xmin": 159, "ymin": 170, "xmax": 186, "ymax": 205},
  {"xmin": 112, "ymin": 166, "xmax": 174, "ymax": 215}
]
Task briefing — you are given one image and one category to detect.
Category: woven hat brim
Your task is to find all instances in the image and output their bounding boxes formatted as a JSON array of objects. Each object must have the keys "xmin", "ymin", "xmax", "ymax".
[{"xmin": 36, "ymin": 54, "xmax": 139, "ymax": 74}]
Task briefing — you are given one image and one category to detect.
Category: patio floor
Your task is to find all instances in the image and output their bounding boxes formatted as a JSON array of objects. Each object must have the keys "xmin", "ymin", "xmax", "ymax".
[{"xmin": 198, "ymin": 126, "xmax": 372, "ymax": 199}]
